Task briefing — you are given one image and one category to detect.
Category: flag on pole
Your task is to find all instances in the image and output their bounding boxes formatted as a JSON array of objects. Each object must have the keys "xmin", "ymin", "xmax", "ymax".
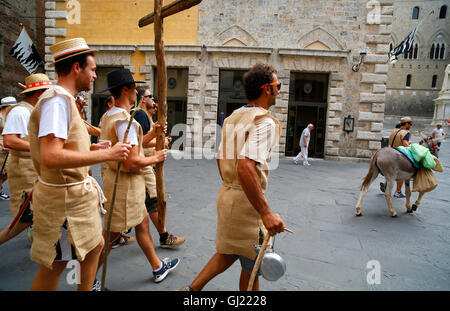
[
  {"xmin": 9, "ymin": 28, "xmax": 43, "ymax": 74},
  {"xmin": 389, "ymin": 24, "xmax": 419, "ymax": 64}
]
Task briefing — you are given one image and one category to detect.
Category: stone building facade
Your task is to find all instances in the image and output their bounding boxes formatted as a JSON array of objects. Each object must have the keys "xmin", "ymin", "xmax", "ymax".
[
  {"xmin": 0, "ymin": 0, "xmax": 45, "ymax": 97},
  {"xmin": 42, "ymin": 0, "xmax": 397, "ymax": 160},
  {"xmin": 386, "ymin": 0, "xmax": 449, "ymax": 117}
]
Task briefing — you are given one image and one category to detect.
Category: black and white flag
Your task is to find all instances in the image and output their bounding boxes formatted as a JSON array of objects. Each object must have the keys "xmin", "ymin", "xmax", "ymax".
[
  {"xmin": 9, "ymin": 28, "xmax": 43, "ymax": 74},
  {"xmin": 389, "ymin": 24, "xmax": 419, "ymax": 64}
]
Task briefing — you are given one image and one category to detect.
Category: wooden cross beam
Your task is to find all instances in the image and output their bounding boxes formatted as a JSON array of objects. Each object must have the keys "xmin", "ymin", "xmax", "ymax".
[
  {"xmin": 139, "ymin": 0, "xmax": 203, "ymax": 229},
  {"xmin": 139, "ymin": 0, "xmax": 202, "ymax": 28}
]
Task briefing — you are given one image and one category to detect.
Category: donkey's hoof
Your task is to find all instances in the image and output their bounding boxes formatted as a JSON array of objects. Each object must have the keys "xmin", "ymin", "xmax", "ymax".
[
  {"xmin": 407, "ymin": 209, "xmax": 413, "ymax": 213},
  {"xmin": 356, "ymin": 212, "xmax": 362, "ymax": 217},
  {"xmin": 390, "ymin": 212, "xmax": 398, "ymax": 217},
  {"xmin": 412, "ymin": 204, "xmax": 418, "ymax": 211}
]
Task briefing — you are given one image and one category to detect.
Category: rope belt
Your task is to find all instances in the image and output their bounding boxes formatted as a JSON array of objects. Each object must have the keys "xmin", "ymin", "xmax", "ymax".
[
  {"xmin": 223, "ymin": 182, "xmax": 242, "ymax": 190},
  {"xmin": 37, "ymin": 175, "xmax": 107, "ymax": 215},
  {"xmin": 222, "ymin": 182, "xmax": 265, "ymax": 194}
]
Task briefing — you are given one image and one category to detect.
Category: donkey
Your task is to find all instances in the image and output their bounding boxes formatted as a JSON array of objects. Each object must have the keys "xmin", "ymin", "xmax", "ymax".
[{"xmin": 355, "ymin": 147, "xmax": 425, "ymax": 217}]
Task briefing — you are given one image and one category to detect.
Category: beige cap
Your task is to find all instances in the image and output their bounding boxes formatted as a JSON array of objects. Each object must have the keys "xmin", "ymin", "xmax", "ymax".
[{"xmin": 400, "ymin": 116, "xmax": 413, "ymax": 123}]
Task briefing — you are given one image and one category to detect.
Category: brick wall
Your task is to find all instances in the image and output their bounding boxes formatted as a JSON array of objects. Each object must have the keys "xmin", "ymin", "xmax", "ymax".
[{"xmin": 0, "ymin": 0, "xmax": 45, "ymax": 98}]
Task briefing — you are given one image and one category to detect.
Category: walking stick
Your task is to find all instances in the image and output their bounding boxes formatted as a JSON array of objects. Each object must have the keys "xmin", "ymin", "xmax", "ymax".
[
  {"xmin": 100, "ymin": 99, "xmax": 142, "ymax": 291},
  {"xmin": 0, "ymin": 152, "xmax": 9, "ymax": 176},
  {"xmin": 247, "ymin": 232, "xmax": 271, "ymax": 291},
  {"xmin": 6, "ymin": 191, "xmax": 33, "ymax": 236}
]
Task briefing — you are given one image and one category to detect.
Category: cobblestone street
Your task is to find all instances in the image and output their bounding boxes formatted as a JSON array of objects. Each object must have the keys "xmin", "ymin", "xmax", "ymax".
[{"xmin": 0, "ymin": 119, "xmax": 449, "ymax": 291}]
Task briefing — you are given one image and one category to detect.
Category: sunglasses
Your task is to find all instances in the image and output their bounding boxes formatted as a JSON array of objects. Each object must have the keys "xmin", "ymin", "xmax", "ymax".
[
  {"xmin": 144, "ymin": 95, "xmax": 153, "ymax": 98},
  {"xmin": 260, "ymin": 82, "xmax": 281, "ymax": 91}
]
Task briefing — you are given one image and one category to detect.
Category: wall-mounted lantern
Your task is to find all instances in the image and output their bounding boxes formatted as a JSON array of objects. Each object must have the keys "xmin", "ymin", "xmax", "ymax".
[{"xmin": 352, "ymin": 52, "xmax": 367, "ymax": 72}]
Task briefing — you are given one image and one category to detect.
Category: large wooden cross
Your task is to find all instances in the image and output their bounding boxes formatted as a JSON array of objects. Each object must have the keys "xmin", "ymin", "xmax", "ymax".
[{"xmin": 139, "ymin": 0, "xmax": 202, "ymax": 228}]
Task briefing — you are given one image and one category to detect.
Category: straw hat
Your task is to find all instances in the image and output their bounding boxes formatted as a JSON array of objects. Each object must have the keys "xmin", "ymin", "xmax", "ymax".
[
  {"xmin": 1, "ymin": 96, "xmax": 17, "ymax": 107},
  {"xmin": 20, "ymin": 73, "xmax": 52, "ymax": 95},
  {"xmin": 49, "ymin": 38, "xmax": 98, "ymax": 66}
]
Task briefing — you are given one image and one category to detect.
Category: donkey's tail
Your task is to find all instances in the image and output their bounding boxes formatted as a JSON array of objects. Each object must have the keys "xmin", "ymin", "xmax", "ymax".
[{"xmin": 360, "ymin": 150, "xmax": 380, "ymax": 191}]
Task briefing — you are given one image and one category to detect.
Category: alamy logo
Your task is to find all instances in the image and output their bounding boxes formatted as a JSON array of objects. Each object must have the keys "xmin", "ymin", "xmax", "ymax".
[
  {"xmin": 67, "ymin": 0, "xmax": 81, "ymax": 24},
  {"xmin": 66, "ymin": 260, "xmax": 81, "ymax": 285},
  {"xmin": 366, "ymin": 260, "xmax": 381, "ymax": 285}
]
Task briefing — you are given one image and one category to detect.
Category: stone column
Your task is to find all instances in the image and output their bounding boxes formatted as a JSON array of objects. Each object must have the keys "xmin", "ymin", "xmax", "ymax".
[
  {"xmin": 44, "ymin": 0, "xmax": 68, "ymax": 82},
  {"xmin": 430, "ymin": 64, "xmax": 450, "ymax": 130},
  {"xmin": 356, "ymin": 0, "xmax": 393, "ymax": 158}
]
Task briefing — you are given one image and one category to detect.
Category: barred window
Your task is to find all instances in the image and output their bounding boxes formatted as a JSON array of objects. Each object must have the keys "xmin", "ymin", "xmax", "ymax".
[
  {"xmin": 412, "ymin": 6, "xmax": 420, "ymax": 19},
  {"xmin": 432, "ymin": 75, "xmax": 438, "ymax": 88},
  {"xmin": 439, "ymin": 5, "xmax": 447, "ymax": 19},
  {"xmin": 406, "ymin": 74, "xmax": 412, "ymax": 87}
]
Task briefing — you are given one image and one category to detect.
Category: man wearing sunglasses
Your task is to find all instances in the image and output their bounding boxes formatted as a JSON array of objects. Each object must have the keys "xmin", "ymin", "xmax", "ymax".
[
  {"xmin": 135, "ymin": 86, "xmax": 184, "ymax": 249},
  {"xmin": 182, "ymin": 63, "xmax": 286, "ymax": 291}
]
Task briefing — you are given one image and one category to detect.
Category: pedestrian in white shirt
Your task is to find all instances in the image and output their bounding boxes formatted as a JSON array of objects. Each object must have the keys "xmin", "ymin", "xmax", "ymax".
[
  {"xmin": 294, "ymin": 123, "xmax": 314, "ymax": 166},
  {"xmin": 0, "ymin": 74, "xmax": 52, "ymax": 246},
  {"xmin": 431, "ymin": 124, "xmax": 446, "ymax": 147}
]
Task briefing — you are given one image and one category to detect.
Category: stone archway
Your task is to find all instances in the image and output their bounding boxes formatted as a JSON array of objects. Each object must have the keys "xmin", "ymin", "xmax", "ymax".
[
  {"xmin": 298, "ymin": 27, "xmax": 345, "ymax": 50},
  {"xmin": 217, "ymin": 25, "xmax": 258, "ymax": 47}
]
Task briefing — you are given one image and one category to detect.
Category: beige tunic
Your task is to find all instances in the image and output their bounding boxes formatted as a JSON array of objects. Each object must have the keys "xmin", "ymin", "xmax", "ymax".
[
  {"xmin": 4, "ymin": 102, "xmax": 37, "ymax": 217},
  {"xmin": 215, "ymin": 107, "xmax": 280, "ymax": 260},
  {"xmin": 99, "ymin": 110, "xmax": 147, "ymax": 233},
  {"xmin": 28, "ymin": 87, "xmax": 103, "ymax": 269},
  {"xmin": 389, "ymin": 128, "xmax": 410, "ymax": 148}
]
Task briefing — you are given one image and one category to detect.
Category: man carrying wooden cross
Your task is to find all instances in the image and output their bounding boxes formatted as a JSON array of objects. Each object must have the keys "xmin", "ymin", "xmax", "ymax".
[
  {"xmin": 95, "ymin": 68, "xmax": 180, "ymax": 289},
  {"xmin": 28, "ymin": 38, "xmax": 132, "ymax": 291},
  {"xmin": 181, "ymin": 63, "xmax": 286, "ymax": 291}
]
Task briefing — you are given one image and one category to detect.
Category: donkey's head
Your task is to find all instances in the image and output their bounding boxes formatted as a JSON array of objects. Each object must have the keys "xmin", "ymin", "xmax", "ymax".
[{"xmin": 419, "ymin": 137, "xmax": 439, "ymax": 157}]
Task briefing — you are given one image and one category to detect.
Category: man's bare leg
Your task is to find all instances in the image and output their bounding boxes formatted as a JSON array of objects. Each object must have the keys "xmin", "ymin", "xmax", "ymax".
[
  {"xmin": 78, "ymin": 238, "xmax": 104, "ymax": 291},
  {"xmin": 239, "ymin": 269, "xmax": 259, "ymax": 291},
  {"xmin": 396, "ymin": 179, "xmax": 404, "ymax": 193},
  {"xmin": 134, "ymin": 215, "xmax": 162, "ymax": 270},
  {"xmin": 97, "ymin": 231, "xmax": 121, "ymax": 273},
  {"xmin": 31, "ymin": 261, "xmax": 67, "ymax": 291},
  {"xmin": 190, "ymin": 253, "xmax": 237, "ymax": 291},
  {"xmin": 149, "ymin": 211, "xmax": 166, "ymax": 234},
  {"xmin": 0, "ymin": 221, "xmax": 31, "ymax": 245}
]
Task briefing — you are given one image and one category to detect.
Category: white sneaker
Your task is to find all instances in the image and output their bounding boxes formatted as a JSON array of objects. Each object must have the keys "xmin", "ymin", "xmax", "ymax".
[{"xmin": 303, "ymin": 162, "xmax": 311, "ymax": 166}]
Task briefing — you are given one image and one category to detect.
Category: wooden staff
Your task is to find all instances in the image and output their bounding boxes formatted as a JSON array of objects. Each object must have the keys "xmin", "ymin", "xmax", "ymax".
[
  {"xmin": 154, "ymin": 0, "xmax": 167, "ymax": 229},
  {"xmin": 100, "ymin": 100, "xmax": 142, "ymax": 291},
  {"xmin": 0, "ymin": 152, "xmax": 9, "ymax": 176},
  {"xmin": 6, "ymin": 191, "xmax": 33, "ymax": 236},
  {"xmin": 247, "ymin": 232, "xmax": 271, "ymax": 291},
  {"xmin": 139, "ymin": 0, "xmax": 202, "ymax": 28}
]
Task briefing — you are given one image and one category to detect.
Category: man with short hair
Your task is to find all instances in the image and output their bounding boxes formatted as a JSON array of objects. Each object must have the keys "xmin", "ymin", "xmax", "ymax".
[
  {"xmin": 431, "ymin": 124, "xmax": 446, "ymax": 147},
  {"xmin": 0, "ymin": 74, "xmax": 52, "ymax": 245},
  {"xmin": 183, "ymin": 63, "xmax": 286, "ymax": 291},
  {"xmin": 135, "ymin": 85, "xmax": 184, "ymax": 249},
  {"xmin": 382, "ymin": 116, "xmax": 413, "ymax": 198},
  {"xmin": 28, "ymin": 38, "xmax": 132, "ymax": 291},
  {"xmin": 96, "ymin": 68, "xmax": 180, "ymax": 287},
  {"xmin": 293, "ymin": 123, "xmax": 314, "ymax": 166}
]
